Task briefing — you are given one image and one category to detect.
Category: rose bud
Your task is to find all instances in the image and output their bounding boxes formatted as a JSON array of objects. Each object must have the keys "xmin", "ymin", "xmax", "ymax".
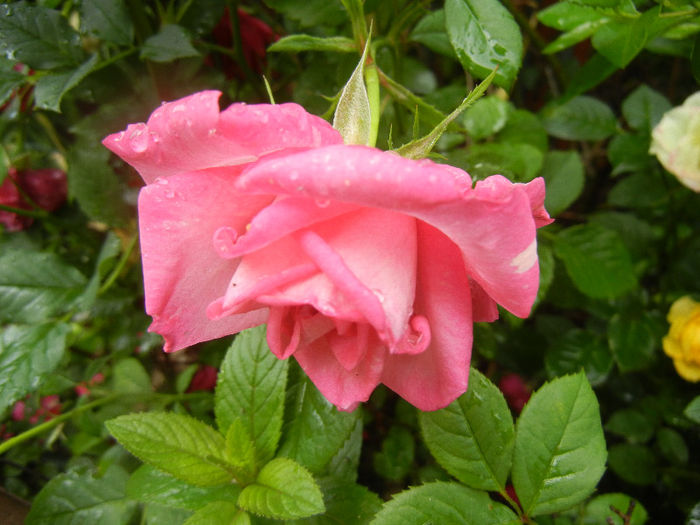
[
  {"xmin": 663, "ymin": 296, "xmax": 700, "ymax": 382},
  {"xmin": 498, "ymin": 373, "xmax": 531, "ymax": 414},
  {"xmin": 17, "ymin": 168, "xmax": 67, "ymax": 212},
  {"xmin": 187, "ymin": 364, "xmax": 219, "ymax": 392}
]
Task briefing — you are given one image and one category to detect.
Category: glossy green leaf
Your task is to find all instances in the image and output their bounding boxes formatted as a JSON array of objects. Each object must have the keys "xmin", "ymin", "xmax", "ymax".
[
  {"xmin": 0, "ymin": 250, "xmax": 87, "ymax": 323},
  {"xmin": 184, "ymin": 502, "xmax": 248, "ymax": 525},
  {"xmin": 607, "ymin": 444, "xmax": 656, "ymax": 485},
  {"xmin": 554, "ymin": 224, "xmax": 637, "ymax": 299},
  {"xmin": 237, "ymin": 458, "xmax": 325, "ymax": 520},
  {"xmin": 80, "ymin": 0, "xmax": 134, "ymax": 45},
  {"xmin": 268, "ymin": 35, "xmax": 355, "ymax": 53},
  {"xmin": 34, "ymin": 54, "xmax": 98, "ymax": 112},
  {"xmin": 541, "ymin": 96, "xmax": 617, "ymax": 141},
  {"xmin": 277, "ymin": 372, "xmax": 359, "ymax": 474},
  {"xmin": 540, "ymin": 150, "xmax": 585, "ymax": 216},
  {"xmin": 538, "ymin": 1, "xmax": 607, "ymax": 31},
  {"xmin": 126, "ymin": 465, "xmax": 241, "ymax": 511},
  {"xmin": 545, "ymin": 330, "xmax": 613, "ymax": 386},
  {"xmin": 140, "ymin": 24, "xmax": 200, "ymax": 62},
  {"xmin": 419, "ymin": 368, "xmax": 514, "ymax": 492},
  {"xmin": 445, "ymin": 0, "xmax": 523, "ymax": 89},
  {"xmin": 512, "ymin": 372, "xmax": 607, "ymax": 516},
  {"xmin": 215, "ymin": 326, "xmax": 288, "ymax": 466},
  {"xmin": 106, "ymin": 412, "xmax": 233, "ymax": 487},
  {"xmin": 370, "ymin": 481, "xmax": 517, "ymax": 525},
  {"xmin": 584, "ymin": 493, "xmax": 648, "ymax": 525},
  {"xmin": 0, "ymin": 3, "xmax": 83, "ymax": 70},
  {"xmin": 621, "ymin": 84, "xmax": 671, "ymax": 132},
  {"xmin": 608, "ymin": 313, "xmax": 657, "ymax": 372},
  {"xmin": 25, "ymin": 465, "xmax": 136, "ymax": 525},
  {"xmin": 0, "ymin": 322, "xmax": 69, "ymax": 412}
]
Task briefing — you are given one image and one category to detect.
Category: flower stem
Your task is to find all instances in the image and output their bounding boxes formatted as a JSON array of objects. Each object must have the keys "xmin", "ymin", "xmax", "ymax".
[
  {"xmin": 98, "ymin": 234, "xmax": 138, "ymax": 296},
  {"xmin": 365, "ymin": 63, "xmax": 380, "ymax": 148}
]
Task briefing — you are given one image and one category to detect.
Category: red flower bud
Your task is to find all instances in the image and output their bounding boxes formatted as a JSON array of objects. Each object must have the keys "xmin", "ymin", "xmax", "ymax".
[
  {"xmin": 498, "ymin": 373, "xmax": 531, "ymax": 414},
  {"xmin": 187, "ymin": 364, "xmax": 218, "ymax": 392}
]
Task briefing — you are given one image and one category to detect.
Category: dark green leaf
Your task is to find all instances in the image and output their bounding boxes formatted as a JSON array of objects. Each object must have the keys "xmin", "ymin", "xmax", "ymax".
[
  {"xmin": 541, "ymin": 96, "xmax": 617, "ymax": 141},
  {"xmin": 289, "ymin": 477, "xmax": 382, "ymax": 525},
  {"xmin": 373, "ymin": 426, "xmax": 415, "ymax": 481},
  {"xmin": 0, "ymin": 58, "xmax": 25, "ymax": 106},
  {"xmin": 607, "ymin": 133, "xmax": 653, "ymax": 176},
  {"xmin": 237, "ymin": 458, "xmax": 325, "ymax": 520},
  {"xmin": 684, "ymin": 396, "xmax": 700, "ymax": 423},
  {"xmin": 554, "ymin": 224, "xmax": 637, "ymax": 299},
  {"xmin": 657, "ymin": 427, "xmax": 688, "ymax": 465},
  {"xmin": 607, "ymin": 444, "xmax": 656, "ymax": 485},
  {"xmin": 0, "ymin": 2, "xmax": 84, "ymax": 70},
  {"xmin": 692, "ymin": 33, "xmax": 700, "ymax": 84},
  {"xmin": 621, "ymin": 84, "xmax": 671, "ymax": 132},
  {"xmin": 463, "ymin": 142, "xmax": 544, "ymax": 182},
  {"xmin": 140, "ymin": 25, "xmax": 200, "ymax": 63},
  {"xmin": 80, "ymin": 0, "xmax": 134, "ymax": 45},
  {"xmin": 445, "ymin": 0, "xmax": 523, "ymax": 89},
  {"xmin": 540, "ymin": 150, "xmax": 585, "ymax": 216},
  {"xmin": 512, "ymin": 372, "xmax": 607, "ymax": 516},
  {"xmin": 563, "ymin": 53, "xmax": 617, "ymax": 99},
  {"xmin": 545, "ymin": 330, "xmax": 613, "ymax": 386},
  {"xmin": 262, "ymin": 0, "xmax": 345, "ymax": 27},
  {"xmin": 410, "ymin": 9, "xmax": 457, "ymax": 59},
  {"xmin": 0, "ymin": 250, "xmax": 87, "ymax": 323},
  {"xmin": 370, "ymin": 481, "xmax": 517, "ymax": 525},
  {"xmin": 0, "ymin": 322, "xmax": 69, "ymax": 412},
  {"xmin": 419, "ymin": 368, "xmax": 514, "ymax": 492},
  {"xmin": 589, "ymin": 212, "xmax": 655, "ymax": 258},
  {"xmin": 591, "ymin": 7, "xmax": 659, "ymax": 68},
  {"xmin": 34, "ymin": 54, "xmax": 99, "ymax": 112},
  {"xmin": 268, "ymin": 35, "xmax": 355, "ymax": 53},
  {"xmin": 496, "ymin": 108, "xmax": 548, "ymax": 152},
  {"xmin": 608, "ymin": 172, "xmax": 668, "ymax": 208},
  {"xmin": 215, "ymin": 326, "xmax": 288, "ymax": 466},
  {"xmin": 126, "ymin": 465, "xmax": 241, "ymax": 511},
  {"xmin": 608, "ymin": 313, "xmax": 656, "ymax": 372},
  {"xmin": 605, "ymin": 409, "xmax": 655, "ymax": 443},
  {"xmin": 324, "ymin": 418, "xmax": 363, "ymax": 482},
  {"xmin": 277, "ymin": 372, "xmax": 359, "ymax": 474},
  {"xmin": 25, "ymin": 465, "xmax": 136, "ymax": 525},
  {"xmin": 584, "ymin": 493, "xmax": 648, "ymax": 525},
  {"xmin": 106, "ymin": 412, "xmax": 233, "ymax": 486}
]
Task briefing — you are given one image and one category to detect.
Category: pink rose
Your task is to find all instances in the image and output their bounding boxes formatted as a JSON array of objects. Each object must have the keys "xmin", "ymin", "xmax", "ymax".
[{"xmin": 103, "ymin": 91, "xmax": 551, "ymax": 411}]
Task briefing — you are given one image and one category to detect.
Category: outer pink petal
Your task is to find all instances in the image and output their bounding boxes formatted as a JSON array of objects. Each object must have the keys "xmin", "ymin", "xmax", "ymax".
[
  {"xmin": 236, "ymin": 145, "xmax": 544, "ymax": 318},
  {"xmin": 103, "ymin": 91, "xmax": 342, "ymax": 184},
  {"xmin": 381, "ymin": 222, "xmax": 473, "ymax": 411},
  {"xmin": 138, "ymin": 171, "xmax": 271, "ymax": 351}
]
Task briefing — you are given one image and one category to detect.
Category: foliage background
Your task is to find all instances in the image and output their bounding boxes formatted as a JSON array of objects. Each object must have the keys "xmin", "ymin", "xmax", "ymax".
[{"xmin": 0, "ymin": 0, "xmax": 699, "ymax": 523}]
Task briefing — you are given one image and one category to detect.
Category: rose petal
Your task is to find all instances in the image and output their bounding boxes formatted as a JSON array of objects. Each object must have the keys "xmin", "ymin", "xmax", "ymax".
[
  {"xmin": 381, "ymin": 222, "xmax": 473, "ymax": 411},
  {"xmin": 103, "ymin": 91, "xmax": 342, "ymax": 184},
  {"xmin": 138, "ymin": 170, "xmax": 271, "ymax": 351}
]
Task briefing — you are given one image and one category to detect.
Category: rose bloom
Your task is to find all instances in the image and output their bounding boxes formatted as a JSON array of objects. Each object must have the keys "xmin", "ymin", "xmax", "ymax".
[
  {"xmin": 650, "ymin": 92, "xmax": 700, "ymax": 192},
  {"xmin": 103, "ymin": 91, "xmax": 551, "ymax": 411},
  {"xmin": 663, "ymin": 296, "xmax": 700, "ymax": 382}
]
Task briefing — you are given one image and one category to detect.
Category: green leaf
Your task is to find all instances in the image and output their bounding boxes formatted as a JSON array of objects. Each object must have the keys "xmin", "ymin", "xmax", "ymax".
[
  {"xmin": 184, "ymin": 502, "xmax": 249, "ymax": 525},
  {"xmin": 445, "ymin": 0, "xmax": 523, "ymax": 89},
  {"xmin": 143, "ymin": 503, "xmax": 192, "ymax": 525},
  {"xmin": 268, "ymin": 35, "xmax": 355, "ymax": 53},
  {"xmin": 621, "ymin": 84, "xmax": 671, "ymax": 132},
  {"xmin": 410, "ymin": 9, "xmax": 457, "ymax": 59},
  {"xmin": 684, "ymin": 396, "xmax": 700, "ymax": 423},
  {"xmin": 607, "ymin": 444, "xmax": 656, "ymax": 485},
  {"xmin": 543, "ymin": 17, "xmax": 611, "ymax": 55},
  {"xmin": 462, "ymin": 96, "xmax": 509, "ymax": 140},
  {"xmin": 80, "ymin": 0, "xmax": 134, "ymax": 45},
  {"xmin": 419, "ymin": 368, "xmax": 514, "ymax": 492},
  {"xmin": 225, "ymin": 418, "xmax": 258, "ymax": 483},
  {"xmin": 333, "ymin": 39, "xmax": 371, "ymax": 145},
  {"xmin": 0, "ymin": 250, "xmax": 87, "ymax": 323},
  {"xmin": 373, "ymin": 426, "xmax": 415, "ymax": 481},
  {"xmin": 106, "ymin": 412, "xmax": 234, "ymax": 487},
  {"xmin": 584, "ymin": 493, "xmax": 648, "ymax": 525},
  {"xmin": 67, "ymin": 138, "xmax": 130, "ymax": 226},
  {"xmin": 237, "ymin": 458, "xmax": 325, "ymax": 520},
  {"xmin": 325, "ymin": 418, "xmax": 363, "ymax": 481},
  {"xmin": 126, "ymin": 465, "xmax": 241, "ymax": 511},
  {"xmin": 607, "ymin": 133, "xmax": 653, "ymax": 176},
  {"xmin": 562, "ymin": 53, "xmax": 617, "ymax": 99},
  {"xmin": 112, "ymin": 357, "xmax": 152, "ymax": 394},
  {"xmin": 545, "ymin": 329, "xmax": 613, "ymax": 386},
  {"xmin": 540, "ymin": 150, "xmax": 585, "ymax": 216},
  {"xmin": 25, "ymin": 465, "xmax": 136, "ymax": 525},
  {"xmin": 461, "ymin": 142, "xmax": 544, "ymax": 182},
  {"xmin": 277, "ymin": 371, "xmax": 359, "ymax": 474},
  {"xmin": 541, "ymin": 96, "xmax": 617, "ymax": 141},
  {"xmin": 34, "ymin": 54, "xmax": 98, "ymax": 112},
  {"xmin": 370, "ymin": 481, "xmax": 517, "ymax": 525},
  {"xmin": 215, "ymin": 326, "xmax": 288, "ymax": 466},
  {"xmin": 289, "ymin": 477, "xmax": 382, "ymax": 525},
  {"xmin": 554, "ymin": 224, "xmax": 637, "ymax": 299},
  {"xmin": 0, "ymin": 58, "xmax": 25, "ymax": 106},
  {"xmin": 538, "ymin": 1, "xmax": 607, "ymax": 32},
  {"xmin": 605, "ymin": 409, "xmax": 655, "ymax": 443},
  {"xmin": 608, "ymin": 172, "xmax": 668, "ymax": 208},
  {"xmin": 0, "ymin": 2, "xmax": 84, "ymax": 70},
  {"xmin": 140, "ymin": 24, "xmax": 200, "ymax": 63},
  {"xmin": 607, "ymin": 313, "xmax": 656, "ymax": 372},
  {"xmin": 512, "ymin": 372, "xmax": 607, "ymax": 516},
  {"xmin": 591, "ymin": 7, "xmax": 658, "ymax": 68},
  {"xmin": 496, "ymin": 108, "xmax": 549, "ymax": 152},
  {"xmin": 262, "ymin": 0, "xmax": 346, "ymax": 27},
  {"xmin": 657, "ymin": 427, "xmax": 689, "ymax": 465},
  {"xmin": 0, "ymin": 322, "xmax": 69, "ymax": 412}
]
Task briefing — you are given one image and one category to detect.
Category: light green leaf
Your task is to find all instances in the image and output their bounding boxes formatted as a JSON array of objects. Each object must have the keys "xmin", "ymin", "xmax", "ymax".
[
  {"xmin": 25, "ymin": 465, "xmax": 136, "ymax": 525},
  {"xmin": 512, "ymin": 372, "xmax": 607, "ymax": 516},
  {"xmin": 140, "ymin": 24, "xmax": 200, "ymax": 63},
  {"xmin": 237, "ymin": 458, "xmax": 325, "ymax": 520},
  {"xmin": 543, "ymin": 18, "xmax": 611, "ymax": 55},
  {"xmin": 554, "ymin": 223, "xmax": 637, "ymax": 299},
  {"xmin": 584, "ymin": 493, "xmax": 648, "ymax": 525},
  {"xmin": 445, "ymin": 0, "xmax": 523, "ymax": 89},
  {"xmin": 541, "ymin": 96, "xmax": 617, "ymax": 141},
  {"xmin": 538, "ymin": 1, "xmax": 608, "ymax": 31},
  {"xmin": 277, "ymin": 371, "xmax": 359, "ymax": 474},
  {"xmin": 269, "ymin": 35, "xmax": 355, "ymax": 53},
  {"xmin": 410, "ymin": 9, "xmax": 457, "ymax": 59},
  {"xmin": 225, "ymin": 418, "xmax": 258, "ymax": 483},
  {"xmin": 184, "ymin": 502, "xmax": 249, "ymax": 525},
  {"xmin": 126, "ymin": 465, "xmax": 240, "ymax": 511},
  {"xmin": 0, "ymin": 322, "xmax": 69, "ymax": 412},
  {"xmin": 591, "ymin": 8, "xmax": 658, "ymax": 68},
  {"xmin": 106, "ymin": 412, "xmax": 233, "ymax": 487},
  {"xmin": 370, "ymin": 481, "xmax": 517, "ymax": 525},
  {"xmin": 215, "ymin": 326, "xmax": 288, "ymax": 466},
  {"xmin": 80, "ymin": 0, "xmax": 134, "ymax": 45},
  {"xmin": 34, "ymin": 53, "xmax": 98, "ymax": 112},
  {"xmin": 333, "ymin": 39, "xmax": 371, "ymax": 145},
  {"xmin": 684, "ymin": 396, "xmax": 700, "ymax": 423},
  {"xmin": 0, "ymin": 3, "xmax": 84, "ymax": 70},
  {"xmin": 0, "ymin": 250, "xmax": 87, "ymax": 323},
  {"xmin": 462, "ymin": 96, "xmax": 509, "ymax": 140},
  {"xmin": 540, "ymin": 150, "xmax": 585, "ymax": 216},
  {"xmin": 419, "ymin": 368, "xmax": 514, "ymax": 492}
]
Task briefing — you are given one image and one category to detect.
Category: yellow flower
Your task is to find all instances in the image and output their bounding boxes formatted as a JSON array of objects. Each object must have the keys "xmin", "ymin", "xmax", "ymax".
[{"xmin": 663, "ymin": 296, "xmax": 700, "ymax": 382}]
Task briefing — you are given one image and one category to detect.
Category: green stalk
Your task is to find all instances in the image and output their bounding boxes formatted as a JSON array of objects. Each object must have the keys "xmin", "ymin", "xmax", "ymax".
[
  {"xmin": 98, "ymin": 234, "xmax": 138, "ymax": 296},
  {"xmin": 365, "ymin": 63, "xmax": 380, "ymax": 148}
]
